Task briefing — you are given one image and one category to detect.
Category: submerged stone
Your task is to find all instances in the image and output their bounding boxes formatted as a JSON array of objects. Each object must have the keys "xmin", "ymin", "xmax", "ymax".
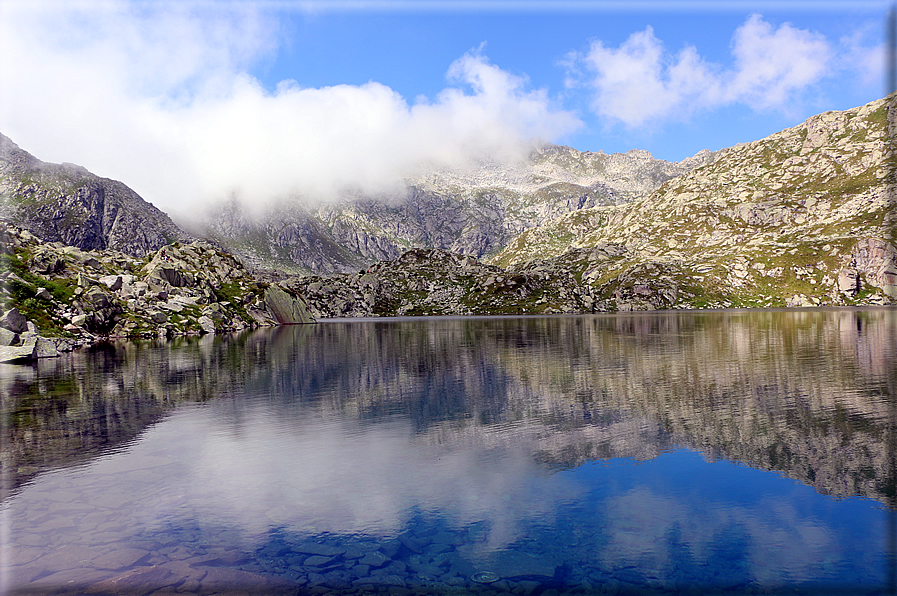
[
  {"xmin": 292, "ymin": 543, "xmax": 346, "ymax": 557},
  {"xmin": 358, "ymin": 551, "xmax": 391, "ymax": 568},
  {"xmin": 303, "ymin": 555, "xmax": 335, "ymax": 567},
  {"xmin": 471, "ymin": 570, "xmax": 499, "ymax": 583}
]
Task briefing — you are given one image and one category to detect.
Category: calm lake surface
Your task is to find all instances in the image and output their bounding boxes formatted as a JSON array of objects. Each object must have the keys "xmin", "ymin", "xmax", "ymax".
[{"xmin": 1, "ymin": 309, "xmax": 895, "ymax": 596}]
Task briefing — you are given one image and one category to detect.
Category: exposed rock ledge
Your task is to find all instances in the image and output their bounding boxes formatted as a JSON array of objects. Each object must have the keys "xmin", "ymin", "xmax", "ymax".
[
  {"xmin": 0, "ymin": 223, "xmax": 314, "ymax": 362},
  {"xmin": 288, "ymin": 238, "xmax": 896, "ymax": 318}
]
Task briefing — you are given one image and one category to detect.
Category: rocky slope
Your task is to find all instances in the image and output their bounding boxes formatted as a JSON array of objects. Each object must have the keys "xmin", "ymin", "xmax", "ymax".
[
  {"xmin": 202, "ymin": 146, "xmax": 715, "ymax": 274},
  {"xmin": 0, "ymin": 223, "xmax": 314, "ymax": 362},
  {"xmin": 289, "ymin": 233, "xmax": 894, "ymax": 318},
  {"xmin": 287, "ymin": 246, "xmax": 612, "ymax": 317},
  {"xmin": 488, "ymin": 95, "xmax": 896, "ymax": 309},
  {"xmin": 221, "ymin": 96, "xmax": 897, "ymax": 315},
  {"xmin": 0, "ymin": 133, "xmax": 194, "ymax": 256}
]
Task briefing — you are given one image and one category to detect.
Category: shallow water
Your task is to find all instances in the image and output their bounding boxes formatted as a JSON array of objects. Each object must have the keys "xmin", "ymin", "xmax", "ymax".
[{"xmin": 1, "ymin": 309, "xmax": 895, "ymax": 595}]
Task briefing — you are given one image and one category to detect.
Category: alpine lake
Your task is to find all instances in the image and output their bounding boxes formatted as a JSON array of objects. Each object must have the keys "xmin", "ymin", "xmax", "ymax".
[{"xmin": 1, "ymin": 308, "xmax": 895, "ymax": 596}]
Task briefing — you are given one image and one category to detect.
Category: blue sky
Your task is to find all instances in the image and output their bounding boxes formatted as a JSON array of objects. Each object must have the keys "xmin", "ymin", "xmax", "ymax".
[
  {"xmin": 262, "ymin": 5, "xmax": 888, "ymax": 157},
  {"xmin": 0, "ymin": 1, "xmax": 891, "ymax": 214}
]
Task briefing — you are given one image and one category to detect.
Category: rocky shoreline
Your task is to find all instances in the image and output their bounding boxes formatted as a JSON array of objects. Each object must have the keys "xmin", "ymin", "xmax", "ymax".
[
  {"xmin": 286, "ymin": 239, "xmax": 897, "ymax": 319},
  {"xmin": 0, "ymin": 223, "xmax": 314, "ymax": 363},
  {"xmin": 3, "ymin": 217, "xmax": 896, "ymax": 364}
]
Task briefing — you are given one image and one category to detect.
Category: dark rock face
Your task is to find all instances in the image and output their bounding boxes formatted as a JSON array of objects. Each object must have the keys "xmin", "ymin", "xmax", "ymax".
[
  {"xmin": 201, "ymin": 199, "xmax": 367, "ymax": 275},
  {"xmin": 285, "ymin": 244, "xmax": 674, "ymax": 318},
  {"xmin": 0, "ymin": 133, "xmax": 193, "ymax": 257}
]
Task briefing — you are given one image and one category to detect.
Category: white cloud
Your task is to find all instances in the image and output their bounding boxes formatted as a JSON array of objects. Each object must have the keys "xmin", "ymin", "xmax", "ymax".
[
  {"xmin": 568, "ymin": 14, "xmax": 834, "ymax": 128},
  {"xmin": 172, "ymin": 51, "xmax": 579, "ymax": 209},
  {"xmin": 0, "ymin": 2, "xmax": 580, "ymax": 217},
  {"xmin": 726, "ymin": 14, "xmax": 831, "ymax": 110},
  {"xmin": 838, "ymin": 24, "xmax": 887, "ymax": 89},
  {"xmin": 573, "ymin": 27, "xmax": 721, "ymax": 127}
]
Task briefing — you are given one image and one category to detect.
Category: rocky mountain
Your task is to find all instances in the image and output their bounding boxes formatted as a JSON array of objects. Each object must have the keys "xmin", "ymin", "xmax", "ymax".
[
  {"xmin": 2, "ymin": 94, "xmax": 894, "ymax": 333},
  {"xmin": 290, "ymin": 96, "xmax": 896, "ymax": 315},
  {"xmin": 488, "ymin": 94, "xmax": 896, "ymax": 308},
  {"xmin": 0, "ymin": 223, "xmax": 313, "ymax": 362},
  {"xmin": 202, "ymin": 146, "xmax": 716, "ymax": 274},
  {"xmin": 0, "ymin": 133, "xmax": 193, "ymax": 256}
]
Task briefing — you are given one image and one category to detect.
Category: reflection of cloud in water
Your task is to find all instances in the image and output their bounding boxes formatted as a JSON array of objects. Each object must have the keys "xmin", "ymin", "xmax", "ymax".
[{"xmin": 141, "ymin": 404, "xmax": 581, "ymax": 553}]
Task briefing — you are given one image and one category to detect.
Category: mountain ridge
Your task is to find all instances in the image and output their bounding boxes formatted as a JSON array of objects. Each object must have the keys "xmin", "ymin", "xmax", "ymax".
[
  {"xmin": 486, "ymin": 94, "xmax": 895, "ymax": 308},
  {"xmin": 201, "ymin": 144, "xmax": 717, "ymax": 274},
  {"xmin": 288, "ymin": 95, "xmax": 895, "ymax": 315},
  {"xmin": 0, "ymin": 133, "xmax": 194, "ymax": 256},
  {"xmin": 1, "ymin": 93, "xmax": 895, "ymax": 339}
]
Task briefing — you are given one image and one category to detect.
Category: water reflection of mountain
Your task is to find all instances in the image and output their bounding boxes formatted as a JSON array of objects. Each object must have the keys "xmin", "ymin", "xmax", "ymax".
[{"xmin": 2, "ymin": 309, "xmax": 895, "ymax": 506}]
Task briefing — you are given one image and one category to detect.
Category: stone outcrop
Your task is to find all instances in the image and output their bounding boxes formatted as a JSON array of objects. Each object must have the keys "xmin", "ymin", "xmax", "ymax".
[
  {"xmin": 851, "ymin": 237, "xmax": 897, "ymax": 297},
  {"xmin": 291, "ymin": 233, "xmax": 894, "ymax": 318},
  {"xmin": 0, "ymin": 223, "xmax": 314, "ymax": 362},
  {"xmin": 0, "ymin": 133, "xmax": 194, "ymax": 256},
  {"xmin": 264, "ymin": 284, "xmax": 314, "ymax": 324},
  {"xmin": 286, "ymin": 244, "xmax": 649, "ymax": 317}
]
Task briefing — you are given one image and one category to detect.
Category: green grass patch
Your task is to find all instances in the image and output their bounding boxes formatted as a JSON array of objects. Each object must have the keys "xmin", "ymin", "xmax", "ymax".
[
  {"xmin": 865, "ymin": 103, "xmax": 887, "ymax": 128},
  {"xmin": 4, "ymin": 277, "xmax": 69, "ymax": 337}
]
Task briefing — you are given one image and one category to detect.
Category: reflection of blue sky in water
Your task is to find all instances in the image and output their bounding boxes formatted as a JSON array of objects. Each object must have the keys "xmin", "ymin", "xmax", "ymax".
[
  {"xmin": 575, "ymin": 452, "xmax": 885, "ymax": 585},
  {"xmin": 13, "ymin": 400, "xmax": 884, "ymax": 587}
]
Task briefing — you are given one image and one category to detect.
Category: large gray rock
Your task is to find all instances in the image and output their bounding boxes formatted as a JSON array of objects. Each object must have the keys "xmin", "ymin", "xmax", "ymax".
[
  {"xmin": 852, "ymin": 238, "xmax": 897, "ymax": 296},
  {"xmin": 197, "ymin": 315, "xmax": 216, "ymax": 334},
  {"xmin": 29, "ymin": 247, "xmax": 66, "ymax": 275},
  {"xmin": 838, "ymin": 268, "xmax": 860, "ymax": 296},
  {"xmin": 0, "ymin": 308, "xmax": 28, "ymax": 333},
  {"xmin": 31, "ymin": 335, "xmax": 59, "ymax": 358},
  {"xmin": 0, "ymin": 327, "xmax": 17, "ymax": 346},
  {"xmin": 99, "ymin": 275, "xmax": 123, "ymax": 291},
  {"xmin": 0, "ymin": 344, "xmax": 35, "ymax": 362},
  {"xmin": 0, "ymin": 331, "xmax": 60, "ymax": 360},
  {"xmin": 263, "ymin": 284, "xmax": 314, "ymax": 324},
  {"xmin": 147, "ymin": 265, "xmax": 195, "ymax": 288}
]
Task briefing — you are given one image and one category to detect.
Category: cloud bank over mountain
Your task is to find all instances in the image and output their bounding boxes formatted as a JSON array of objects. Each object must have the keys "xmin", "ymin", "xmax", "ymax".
[
  {"xmin": 0, "ymin": 2, "xmax": 883, "ymax": 216},
  {"xmin": 0, "ymin": 2, "xmax": 579, "ymax": 215}
]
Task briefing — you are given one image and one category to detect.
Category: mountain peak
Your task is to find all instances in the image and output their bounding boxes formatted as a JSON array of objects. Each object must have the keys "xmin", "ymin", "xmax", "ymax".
[{"xmin": 0, "ymin": 133, "xmax": 193, "ymax": 256}]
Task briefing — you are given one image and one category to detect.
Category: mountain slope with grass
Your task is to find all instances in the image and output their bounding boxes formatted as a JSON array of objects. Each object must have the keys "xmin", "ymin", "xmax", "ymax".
[{"xmin": 488, "ymin": 95, "xmax": 896, "ymax": 309}]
